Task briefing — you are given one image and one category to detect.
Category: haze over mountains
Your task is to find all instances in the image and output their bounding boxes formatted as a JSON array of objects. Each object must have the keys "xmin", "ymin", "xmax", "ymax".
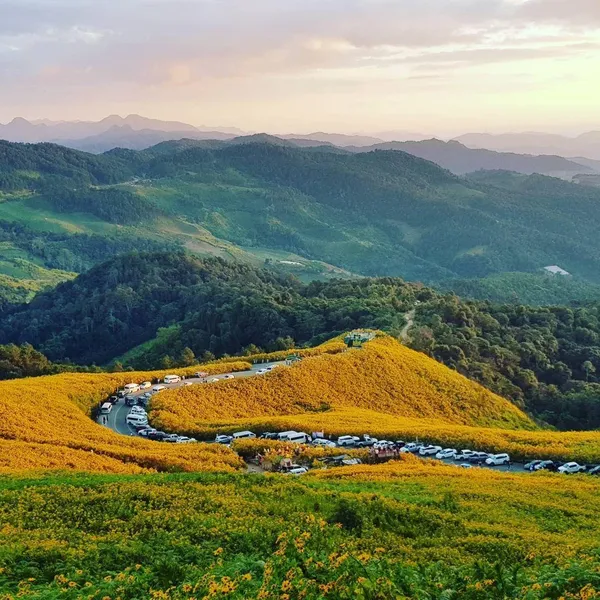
[{"xmin": 1, "ymin": 114, "xmax": 599, "ymax": 179}]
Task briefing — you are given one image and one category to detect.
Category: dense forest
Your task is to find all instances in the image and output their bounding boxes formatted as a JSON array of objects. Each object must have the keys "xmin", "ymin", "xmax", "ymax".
[
  {"xmin": 2, "ymin": 251, "xmax": 600, "ymax": 430},
  {"xmin": 3, "ymin": 139, "xmax": 600, "ymax": 285}
]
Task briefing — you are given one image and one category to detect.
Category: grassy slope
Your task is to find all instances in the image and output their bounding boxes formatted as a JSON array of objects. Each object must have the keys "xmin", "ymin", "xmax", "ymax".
[
  {"xmin": 0, "ymin": 363, "xmax": 251, "ymax": 474},
  {"xmin": 150, "ymin": 335, "xmax": 600, "ymax": 462},
  {"xmin": 0, "ymin": 466, "xmax": 597, "ymax": 599}
]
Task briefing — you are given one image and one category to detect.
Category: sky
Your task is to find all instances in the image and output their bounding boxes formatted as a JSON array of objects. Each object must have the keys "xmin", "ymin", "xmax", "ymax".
[{"xmin": 1, "ymin": 0, "xmax": 599, "ymax": 135}]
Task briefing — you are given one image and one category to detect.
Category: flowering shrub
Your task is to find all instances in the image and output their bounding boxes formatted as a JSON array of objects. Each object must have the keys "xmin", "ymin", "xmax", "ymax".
[
  {"xmin": 0, "ymin": 470, "xmax": 598, "ymax": 598},
  {"xmin": 0, "ymin": 364, "xmax": 249, "ymax": 474}
]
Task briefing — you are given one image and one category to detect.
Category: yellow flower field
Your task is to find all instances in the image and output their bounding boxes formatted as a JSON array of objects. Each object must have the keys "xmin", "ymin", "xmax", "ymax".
[
  {"xmin": 150, "ymin": 336, "xmax": 600, "ymax": 463},
  {"xmin": 0, "ymin": 363, "xmax": 250, "ymax": 474}
]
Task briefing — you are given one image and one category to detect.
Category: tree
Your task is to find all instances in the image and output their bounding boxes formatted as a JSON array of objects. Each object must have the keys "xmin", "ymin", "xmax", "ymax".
[
  {"xmin": 582, "ymin": 360, "xmax": 596, "ymax": 382},
  {"xmin": 179, "ymin": 347, "xmax": 196, "ymax": 367}
]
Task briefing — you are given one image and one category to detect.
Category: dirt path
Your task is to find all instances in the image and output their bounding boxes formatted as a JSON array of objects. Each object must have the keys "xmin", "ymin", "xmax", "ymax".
[{"xmin": 399, "ymin": 309, "xmax": 415, "ymax": 343}]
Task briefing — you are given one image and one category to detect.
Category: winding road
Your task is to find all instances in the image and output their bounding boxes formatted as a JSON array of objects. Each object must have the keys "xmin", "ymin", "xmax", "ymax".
[{"xmin": 98, "ymin": 361, "xmax": 284, "ymax": 436}]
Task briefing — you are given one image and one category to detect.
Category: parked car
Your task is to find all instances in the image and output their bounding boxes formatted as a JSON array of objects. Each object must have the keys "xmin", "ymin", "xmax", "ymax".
[
  {"xmin": 400, "ymin": 442, "xmax": 422, "ymax": 453},
  {"xmin": 208, "ymin": 378, "xmax": 220, "ymax": 383},
  {"xmin": 163, "ymin": 375, "xmax": 181, "ymax": 384},
  {"xmin": 524, "ymin": 460, "xmax": 543, "ymax": 471},
  {"xmin": 312, "ymin": 438, "xmax": 337, "ymax": 448},
  {"xmin": 277, "ymin": 431, "xmax": 298, "ymax": 441},
  {"xmin": 138, "ymin": 428, "xmax": 157, "ymax": 437},
  {"xmin": 152, "ymin": 385, "xmax": 166, "ymax": 393},
  {"xmin": 485, "ymin": 453, "xmax": 511, "ymax": 466},
  {"xmin": 558, "ymin": 462, "xmax": 586, "ymax": 474},
  {"xmin": 419, "ymin": 445, "xmax": 442, "ymax": 456},
  {"xmin": 288, "ymin": 467, "xmax": 308, "ymax": 475},
  {"xmin": 129, "ymin": 406, "xmax": 146, "ymax": 414},
  {"xmin": 284, "ymin": 432, "xmax": 312, "ymax": 444},
  {"xmin": 394, "ymin": 440, "xmax": 406, "ymax": 449},
  {"xmin": 108, "ymin": 395, "xmax": 119, "ymax": 405},
  {"xmin": 356, "ymin": 436, "xmax": 378, "ymax": 448},
  {"xmin": 222, "ymin": 374, "xmax": 235, "ymax": 380},
  {"xmin": 125, "ymin": 396, "xmax": 137, "ymax": 407},
  {"xmin": 215, "ymin": 434, "xmax": 233, "ymax": 444},
  {"xmin": 454, "ymin": 449, "xmax": 476, "ymax": 461},
  {"xmin": 459, "ymin": 463, "xmax": 473, "ymax": 469},
  {"xmin": 232, "ymin": 430, "xmax": 256, "ymax": 441},
  {"xmin": 148, "ymin": 431, "xmax": 169, "ymax": 441},
  {"xmin": 256, "ymin": 369, "xmax": 268, "ymax": 375},
  {"xmin": 588, "ymin": 465, "xmax": 600, "ymax": 476},
  {"xmin": 117, "ymin": 390, "xmax": 127, "ymax": 398},
  {"xmin": 467, "ymin": 452, "xmax": 489, "ymax": 465},
  {"xmin": 535, "ymin": 460, "xmax": 560, "ymax": 472},
  {"xmin": 140, "ymin": 381, "xmax": 152, "ymax": 390},
  {"xmin": 337, "ymin": 435, "xmax": 360, "ymax": 447},
  {"xmin": 124, "ymin": 383, "xmax": 140, "ymax": 394},
  {"xmin": 100, "ymin": 402, "xmax": 112, "ymax": 415},
  {"xmin": 176, "ymin": 436, "xmax": 197, "ymax": 443},
  {"xmin": 194, "ymin": 371, "xmax": 209, "ymax": 379},
  {"xmin": 260, "ymin": 432, "xmax": 279, "ymax": 440},
  {"xmin": 435, "ymin": 448, "xmax": 457, "ymax": 460}
]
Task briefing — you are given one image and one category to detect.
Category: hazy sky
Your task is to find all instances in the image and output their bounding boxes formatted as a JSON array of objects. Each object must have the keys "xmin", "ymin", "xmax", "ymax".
[{"xmin": 1, "ymin": 0, "xmax": 599, "ymax": 135}]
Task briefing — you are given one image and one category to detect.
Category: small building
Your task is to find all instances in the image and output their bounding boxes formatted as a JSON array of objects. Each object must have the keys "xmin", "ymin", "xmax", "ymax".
[{"xmin": 543, "ymin": 265, "xmax": 570, "ymax": 276}]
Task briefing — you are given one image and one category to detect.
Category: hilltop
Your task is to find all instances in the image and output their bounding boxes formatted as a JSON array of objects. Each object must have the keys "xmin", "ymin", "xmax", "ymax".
[
  {"xmin": 150, "ymin": 334, "xmax": 535, "ymax": 435},
  {"xmin": 3, "ymin": 139, "xmax": 600, "ymax": 290}
]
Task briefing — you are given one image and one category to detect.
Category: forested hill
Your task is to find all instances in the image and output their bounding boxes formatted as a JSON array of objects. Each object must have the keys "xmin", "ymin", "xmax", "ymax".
[
  {"xmin": 3, "ymin": 139, "xmax": 600, "ymax": 284},
  {"xmin": 2, "ymin": 251, "xmax": 600, "ymax": 430}
]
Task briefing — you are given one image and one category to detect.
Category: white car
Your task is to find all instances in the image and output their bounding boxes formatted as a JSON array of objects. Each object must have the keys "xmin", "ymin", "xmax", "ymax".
[
  {"xmin": 124, "ymin": 383, "xmax": 140, "ymax": 394},
  {"xmin": 312, "ymin": 438, "xmax": 337, "ymax": 448},
  {"xmin": 182, "ymin": 381, "xmax": 193, "ymax": 387},
  {"xmin": 288, "ymin": 467, "xmax": 308, "ymax": 475},
  {"xmin": 152, "ymin": 385, "xmax": 166, "ymax": 393},
  {"xmin": 373, "ymin": 440, "xmax": 394, "ymax": 450},
  {"xmin": 419, "ymin": 445, "xmax": 443, "ymax": 456},
  {"xmin": 215, "ymin": 434, "xmax": 233, "ymax": 444},
  {"xmin": 400, "ymin": 442, "xmax": 420, "ymax": 453},
  {"xmin": 485, "ymin": 453, "xmax": 511, "ymax": 466},
  {"xmin": 558, "ymin": 462, "xmax": 586, "ymax": 474},
  {"xmin": 208, "ymin": 378, "xmax": 220, "ymax": 383},
  {"xmin": 164, "ymin": 375, "xmax": 181, "ymax": 384},
  {"xmin": 176, "ymin": 436, "xmax": 197, "ymax": 443},
  {"xmin": 222, "ymin": 374, "xmax": 235, "ymax": 380},
  {"xmin": 129, "ymin": 406, "xmax": 146, "ymax": 414},
  {"xmin": 436, "ymin": 448, "xmax": 457, "ymax": 460},
  {"xmin": 256, "ymin": 369, "xmax": 268, "ymax": 375},
  {"xmin": 454, "ymin": 449, "xmax": 476, "ymax": 461},
  {"xmin": 337, "ymin": 435, "xmax": 360, "ymax": 447},
  {"xmin": 140, "ymin": 381, "xmax": 152, "ymax": 390}
]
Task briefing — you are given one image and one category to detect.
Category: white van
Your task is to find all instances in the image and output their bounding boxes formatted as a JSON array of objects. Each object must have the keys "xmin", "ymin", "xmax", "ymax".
[
  {"xmin": 232, "ymin": 431, "xmax": 256, "ymax": 440},
  {"xmin": 127, "ymin": 414, "xmax": 148, "ymax": 426},
  {"xmin": 277, "ymin": 431, "xmax": 298, "ymax": 441},
  {"xmin": 164, "ymin": 375, "xmax": 181, "ymax": 384},
  {"xmin": 124, "ymin": 383, "xmax": 140, "ymax": 393},
  {"xmin": 100, "ymin": 402, "xmax": 112, "ymax": 415},
  {"xmin": 285, "ymin": 432, "xmax": 312, "ymax": 444},
  {"xmin": 152, "ymin": 385, "xmax": 166, "ymax": 393}
]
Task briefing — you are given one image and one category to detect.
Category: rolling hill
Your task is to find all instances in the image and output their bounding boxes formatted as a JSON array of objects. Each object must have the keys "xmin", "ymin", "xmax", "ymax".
[
  {"xmin": 346, "ymin": 138, "xmax": 594, "ymax": 177},
  {"xmin": 4, "ymin": 138, "xmax": 600, "ymax": 295}
]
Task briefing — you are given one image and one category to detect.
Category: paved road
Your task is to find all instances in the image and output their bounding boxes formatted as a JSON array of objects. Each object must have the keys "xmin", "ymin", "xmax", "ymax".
[
  {"xmin": 98, "ymin": 361, "xmax": 284, "ymax": 437},
  {"xmin": 96, "ymin": 364, "xmax": 534, "ymax": 475}
]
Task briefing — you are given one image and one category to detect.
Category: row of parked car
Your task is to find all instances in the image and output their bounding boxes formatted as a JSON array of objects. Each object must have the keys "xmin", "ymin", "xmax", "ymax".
[{"xmin": 212, "ymin": 431, "xmax": 600, "ymax": 476}]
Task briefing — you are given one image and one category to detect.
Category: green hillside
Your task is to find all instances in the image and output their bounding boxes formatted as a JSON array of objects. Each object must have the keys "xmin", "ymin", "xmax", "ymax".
[
  {"xmin": 3, "ymin": 140, "xmax": 600, "ymax": 292},
  {"xmin": 4, "ymin": 251, "xmax": 600, "ymax": 429},
  {"xmin": 440, "ymin": 272, "xmax": 600, "ymax": 305}
]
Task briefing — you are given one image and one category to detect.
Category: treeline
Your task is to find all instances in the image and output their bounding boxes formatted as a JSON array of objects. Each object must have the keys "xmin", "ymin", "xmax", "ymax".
[
  {"xmin": 412, "ymin": 297, "xmax": 600, "ymax": 430},
  {"xmin": 0, "ymin": 343, "xmax": 103, "ymax": 379}
]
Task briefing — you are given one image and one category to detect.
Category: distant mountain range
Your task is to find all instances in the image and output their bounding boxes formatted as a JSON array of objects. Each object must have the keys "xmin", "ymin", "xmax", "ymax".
[
  {"xmin": 454, "ymin": 131, "xmax": 600, "ymax": 161},
  {"xmin": 345, "ymin": 139, "xmax": 595, "ymax": 178},
  {"xmin": 1, "ymin": 115, "xmax": 599, "ymax": 177}
]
